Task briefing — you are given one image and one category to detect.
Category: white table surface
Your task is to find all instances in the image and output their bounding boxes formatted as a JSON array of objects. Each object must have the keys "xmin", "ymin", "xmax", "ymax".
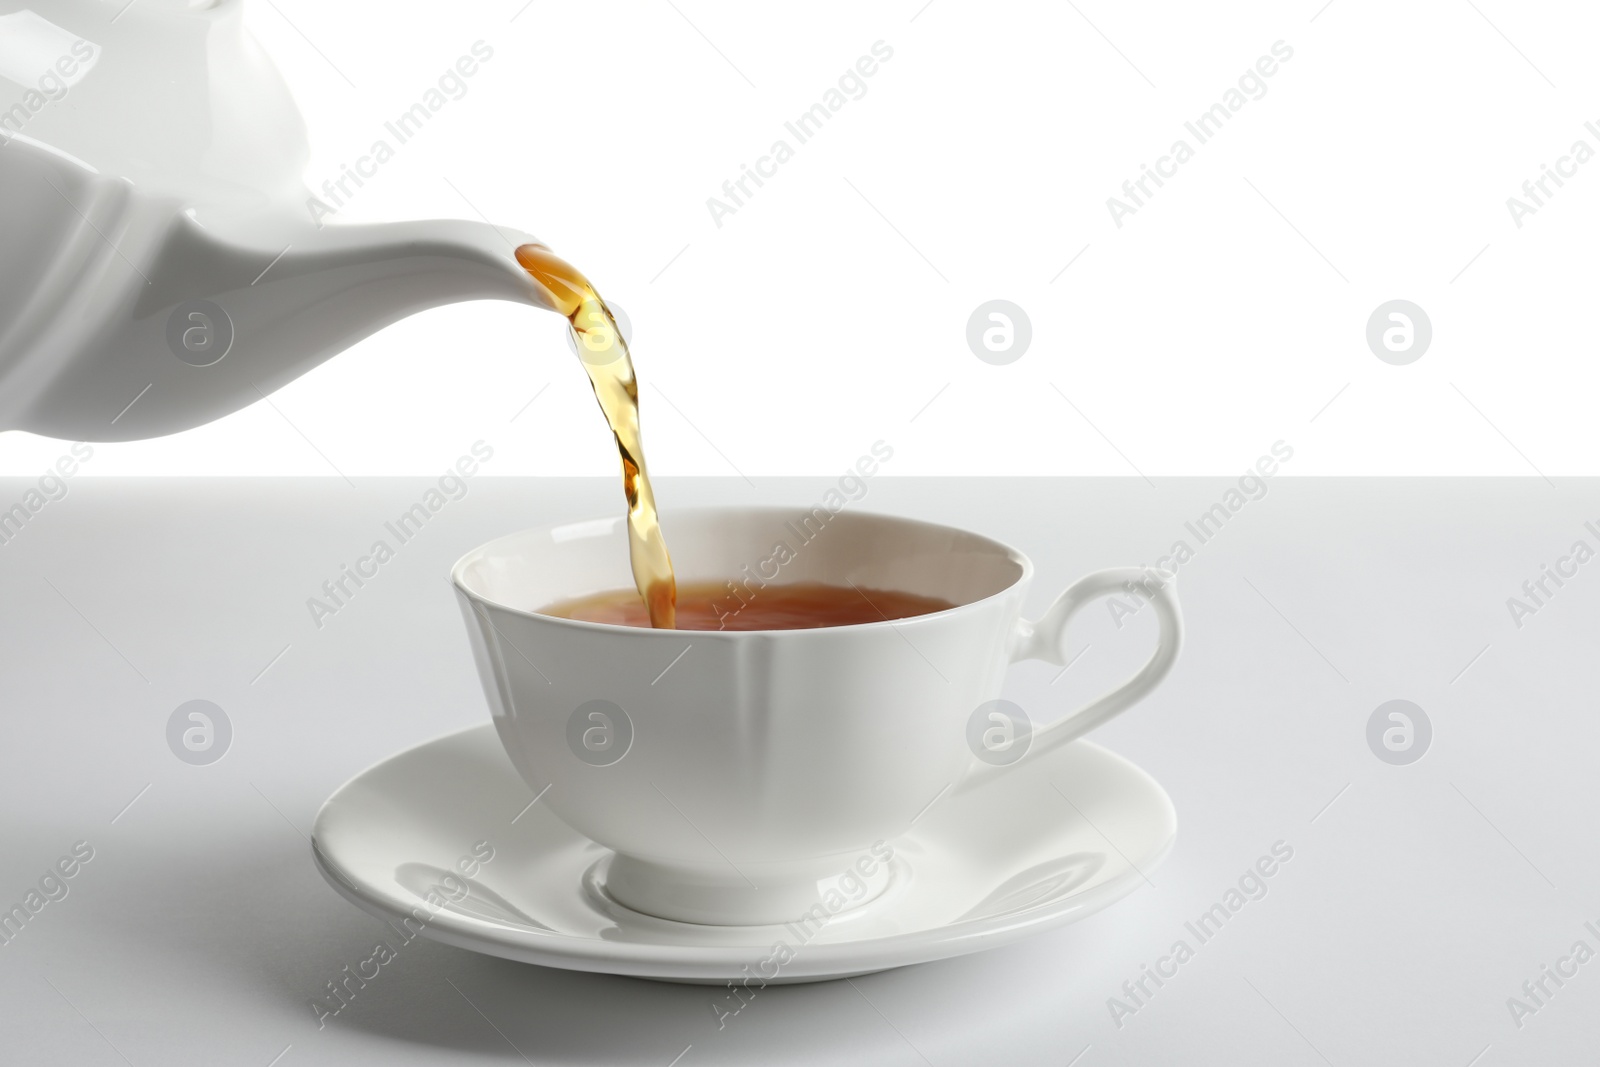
[{"xmin": 1, "ymin": 476, "xmax": 1594, "ymax": 1066}]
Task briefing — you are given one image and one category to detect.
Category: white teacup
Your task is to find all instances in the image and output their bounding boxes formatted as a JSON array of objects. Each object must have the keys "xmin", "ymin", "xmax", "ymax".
[{"xmin": 451, "ymin": 507, "xmax": 1181, "ymax": 926}]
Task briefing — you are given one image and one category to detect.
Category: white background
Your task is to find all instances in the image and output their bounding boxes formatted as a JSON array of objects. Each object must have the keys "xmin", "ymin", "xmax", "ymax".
[{"xmin": 3, "ymin": 0, "xmax": 1597, "ymax": 477}]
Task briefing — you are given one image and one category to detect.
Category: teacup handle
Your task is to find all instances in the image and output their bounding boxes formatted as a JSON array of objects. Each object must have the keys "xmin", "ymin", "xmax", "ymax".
[{"xmin": 957, "ymin": 568, "xmax": 1182, "ymax": 792}]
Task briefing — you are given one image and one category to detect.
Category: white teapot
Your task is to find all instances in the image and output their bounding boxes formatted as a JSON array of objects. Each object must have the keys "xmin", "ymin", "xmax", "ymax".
[{"xmin": 0, "ymin": 0, "xmax": 560, "ymax": 440}]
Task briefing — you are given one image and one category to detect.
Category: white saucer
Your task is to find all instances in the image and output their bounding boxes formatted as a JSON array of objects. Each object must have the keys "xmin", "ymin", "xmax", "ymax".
[{"xmin": 311, "ymin": 724, "xmax": 1175, "ymax": 984}]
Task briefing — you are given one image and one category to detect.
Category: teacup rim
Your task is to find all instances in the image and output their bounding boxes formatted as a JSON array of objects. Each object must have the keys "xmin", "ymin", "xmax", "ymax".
[{"xmin": 449, "ymin": 504, "xmax": 1033, "ymax": 637}]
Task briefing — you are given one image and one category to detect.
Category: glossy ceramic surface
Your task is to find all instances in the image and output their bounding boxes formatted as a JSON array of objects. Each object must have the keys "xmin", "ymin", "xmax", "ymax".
[
  {"xmin": 451, "ymin": 507, "xmax": 1181, "ymax": 925},
  {"xmin": 0, "ymin": 0, "xmax": 556, "ymax": 439},
  {"xmin": 312, "ymin": 723, "xmax": 1177, "ymax": 983}
]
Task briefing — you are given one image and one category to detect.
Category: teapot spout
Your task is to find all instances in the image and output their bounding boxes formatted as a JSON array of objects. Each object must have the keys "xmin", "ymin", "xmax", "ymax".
[
  {"xmin": 188, "ymin": 216, "xmax": 567, "ymax": 393},
  {"xmin": 180, "ymin": 215, "xmax": 569, "ymax": 405},
  {"xmin": 282, "ymin": 218, "xmax": 566, "ymax": 317},
  {"xmin": 3, "ymin": 210, "xmax": 567, "ymax": 442}
]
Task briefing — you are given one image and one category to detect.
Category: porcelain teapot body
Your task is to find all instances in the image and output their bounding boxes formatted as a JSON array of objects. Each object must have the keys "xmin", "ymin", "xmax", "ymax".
[{"xmin": 0, "ymin": 0, "xmax": 554, "ymax": 440}]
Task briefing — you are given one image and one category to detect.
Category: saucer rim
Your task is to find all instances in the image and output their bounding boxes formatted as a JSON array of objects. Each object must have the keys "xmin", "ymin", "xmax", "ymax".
[{"xmin": 310, "ymin": 724, "xmax": 1176, "ymax": 982}]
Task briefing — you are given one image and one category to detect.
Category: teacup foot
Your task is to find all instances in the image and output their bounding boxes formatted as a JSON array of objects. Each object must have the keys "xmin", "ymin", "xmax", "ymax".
[{"xmin": 597, "ymin": 851, "xmax": 898, "ymax": 927}]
